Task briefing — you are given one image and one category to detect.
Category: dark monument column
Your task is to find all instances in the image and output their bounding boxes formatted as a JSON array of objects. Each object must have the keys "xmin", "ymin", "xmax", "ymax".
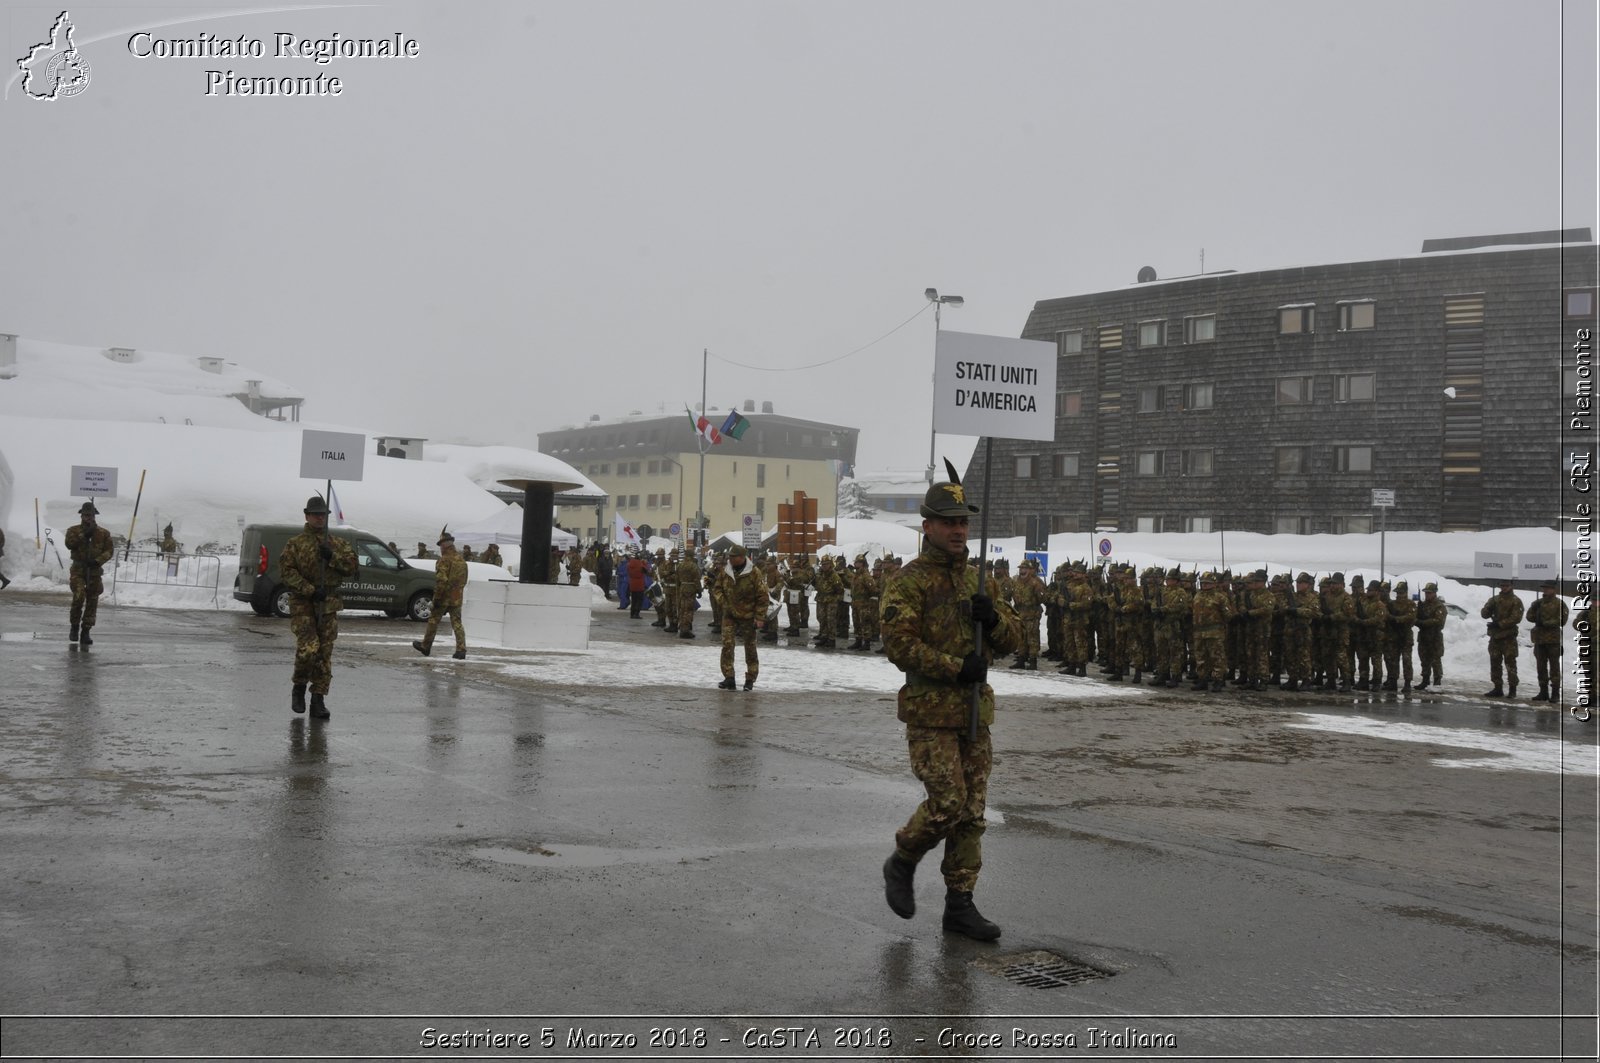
[{"xmin": 498, "ymin": 477, "xmax": 578, "ymax": 586}]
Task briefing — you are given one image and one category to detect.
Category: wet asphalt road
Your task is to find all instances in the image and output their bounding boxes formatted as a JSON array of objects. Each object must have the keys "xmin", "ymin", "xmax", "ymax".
[{"xmin": 0, "ymin": 595, "xmax": 1596, "ymax": 1062}]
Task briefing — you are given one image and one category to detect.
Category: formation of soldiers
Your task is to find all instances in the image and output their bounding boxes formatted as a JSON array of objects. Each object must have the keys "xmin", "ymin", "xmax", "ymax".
[{"xmin": 630, "ymin": 544, "xmax": 904, "ymax": 653}]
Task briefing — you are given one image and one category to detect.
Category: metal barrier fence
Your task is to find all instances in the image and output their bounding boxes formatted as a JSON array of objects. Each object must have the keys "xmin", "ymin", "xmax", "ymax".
[{"xmin": 108, "ymin": 549, "xmax": 226, "ymax": 607}]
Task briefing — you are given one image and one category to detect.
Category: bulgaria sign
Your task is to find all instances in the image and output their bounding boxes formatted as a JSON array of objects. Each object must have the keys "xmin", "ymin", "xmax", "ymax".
[{"xmin": 933, "ymin": 330, "xmax": 1057, "ymax": 442}]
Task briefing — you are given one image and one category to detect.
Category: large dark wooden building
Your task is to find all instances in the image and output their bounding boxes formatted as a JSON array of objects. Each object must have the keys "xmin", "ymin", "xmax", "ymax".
[{"xmin": 964, "ymin": 231, "xmax": 1597, "ymax": 539}]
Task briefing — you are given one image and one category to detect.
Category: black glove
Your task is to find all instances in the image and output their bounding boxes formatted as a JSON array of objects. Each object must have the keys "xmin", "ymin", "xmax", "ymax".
[
  {"xmin": 955, "ymin": 652, "xmax": 988, "ymax": 685},
  {"xmin": 318, "ymin": 542, "xmax": 335, "ymax": 562},
  {"xmin": 969, "ymin": 594, "xmax": 999, "ymax": 634},
  {"xmin": 311, "ymin": 588, "xmax": 328, "ymax": 603}
]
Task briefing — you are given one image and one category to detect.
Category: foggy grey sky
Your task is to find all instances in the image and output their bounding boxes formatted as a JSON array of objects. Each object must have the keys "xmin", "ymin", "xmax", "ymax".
[{"xmin": 3, "ymin": 0, "xmax": 1594, "ymax": 473}]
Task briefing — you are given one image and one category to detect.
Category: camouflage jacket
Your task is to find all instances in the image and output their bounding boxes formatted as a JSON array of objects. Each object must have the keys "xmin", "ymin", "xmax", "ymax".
[
  {"xmin": 880, "ymin": 542, "xmax": 1022, "ymax": 730},
  {"xmin": 433, "ymin": 549, "xmax": 468, "ymax": 608},
  {"xmin": 1415, "ymin": 598, "xmax": 1448, "ymax": 638},
  {"xmin": 1526, "ymin": 596, "xmax": 1569, "ymax": 646},
  {"xmin": 1191, "ymin": 587, "xmax": 1234, "ymax": 631},
  {"xmin": 990, "ymin": 573, "xmax": 1015, "ymax": 607},
  {"xmin": 1288, "ymin": 589, "xmax": 1321, "ymax": 626},
  {"xmin": 279, "ymin": 524, "xmax": 359, "ymax": 615},
  {"xmin": 1012, "ymin": 573, "xmax": 1045, "ymax": 616},
  {"xmin": 675, "ymin": 556, "xmax": 701, "ymax": 598},
  {"xmin": 64, "ymin": 523, "xmax": 114, "ymax": 572},
  {"xmin": 1388, "ymin": 595, "xmax": 1418, "ymax": 640},
  {"xmin": 1155, "ymin": 585, "xmax": 1192, "ymax": 629},
  {"xmin": 716, "ymin": 562, "xmax": 768, "ymax": 621},
  {"xmin": 814, "ymin": 564, "xmax": 843, "ymax": 604},
  {"xmin": 852, "ymin": 570, "xmax": 879, "ymax": 600},
  {"xmin": 1480, "ymin": 590, "xmax": 1524, "ymax": 639}
]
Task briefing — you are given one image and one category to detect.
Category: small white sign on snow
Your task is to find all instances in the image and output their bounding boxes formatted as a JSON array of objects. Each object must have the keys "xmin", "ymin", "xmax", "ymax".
[
  {"xmin": 71, "ymin": 465, "xmax": 118, "ymax": 497},
  {"xmin": 1517, "ymin": 553, "xmax": 1557, "ymax": 579},
  {"xmin": 933, "ymin": 330, "xmax": 1057, "ymax": 442}
]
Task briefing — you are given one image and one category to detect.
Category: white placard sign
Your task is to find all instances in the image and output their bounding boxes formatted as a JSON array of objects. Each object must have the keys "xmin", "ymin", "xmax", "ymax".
[
  {"xmin": 299, "ymin": 430, "xmax": 367, "ymax": 481},
  {"xmin": 933, "ymin": 330, "xmax": 1057, "ymax": 442},
  {"xmin": 1474, "ymin": 552, "xmax": 1514, "ymax": 579},
  {"xmin": 742, "ymin": 514, "xmax": 762, "ymax": 549},
  {"xmin": 1517, "ymin": 553, "xmax": 1558, "ymax": 579},
  {"xmin": 71, "ymin": 465, "xmax": 118, "ymax": 497},
  {"xmin": 1371, "ymin": 489, "xmax": 1395, "ymax": 508}
]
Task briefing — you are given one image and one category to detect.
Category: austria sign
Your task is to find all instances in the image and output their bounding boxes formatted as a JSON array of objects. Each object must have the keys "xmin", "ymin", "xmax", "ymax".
[{"xmin": 933, "ymin": 330, "xmax": 1056, "ymax": 441}]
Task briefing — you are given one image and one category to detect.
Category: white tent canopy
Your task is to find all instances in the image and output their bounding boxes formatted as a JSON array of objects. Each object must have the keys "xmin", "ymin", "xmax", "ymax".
[{"xmin": 450, "ymin": 503, "xmax": 577, "ymax": 549}]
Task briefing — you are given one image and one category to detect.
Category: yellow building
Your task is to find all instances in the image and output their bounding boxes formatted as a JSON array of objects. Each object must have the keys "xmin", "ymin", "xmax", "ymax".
[{"xmin": 539, "ymin": 403, "xmax": 859, "ymax": 544}]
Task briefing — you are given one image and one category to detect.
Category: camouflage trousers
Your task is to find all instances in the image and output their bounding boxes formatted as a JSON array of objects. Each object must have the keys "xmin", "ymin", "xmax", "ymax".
[
  {"xmin": 1193, "ymin": 629, "xmax": 1227, "ymax": 682},
  {"xmin": 852, "ymin": 600, "xmax": 879, "ymax": 643},
  {"xmin": 1062, "ymin": 615, "xmax": 1091, "ymax": 667},
  {"xmin": 816, "ymin": 598, "xmax": 840, "ymax": 639},
  {"xmin": 69, "ymin": 569, "xmax": 105, "ymax": 629},
  {"xmin": 422, "ymin": 602, "xmax": 465, "ymax": 654},
  {"xmin": 1534, "ymin": 643, "xmax": 1562, "ymax": 693},
  {"xmin": 1385, "ymin": 633, "xmax": 1414, "ymax": 686},
  {"xmin": 1322, "ymin": 628, "xmax": 1354, "ymax": 686},
  {"xmin": 1154, "ymin": 623, "xmax": 1186, "ymax": 679},
  {"xmin": 1417, "ymin": 635, "xmax": 1444, "ymax": 684},
  {"xmin": 1284, "ymin": 623, "xmax": 1315, "ymax": 682},
  {"xmin": 677, "ymin": 592, "xmax": 698, "ymax": 634},
  {"xmin": 786, "ymin": 597, "xmax": 807, "ymax": 631},
  {"xmin": 1113, "ymin": 618, "xmax": 1144, "ymax": 672},
  {"xmin": 290, "ymin": 608, "xmax": 341, "ymax": 695},
  {"xmin": 1487, "ymin": 635, "xmax": 1519, "ymax": 690},
  {"xmin": 1245, "ymin": 624, "xmax": 1272, "ymax": 681},
  {"xmin": 1018, "ymin": 608, "xmax": 1042, "ymax": 659},
  {"xmin": 895, "ymin": 723, "xmax": 991, "ymax": 893},
  {"xmin": 720, "ymin": 618, "xmax": 760, "ymax": 680}
]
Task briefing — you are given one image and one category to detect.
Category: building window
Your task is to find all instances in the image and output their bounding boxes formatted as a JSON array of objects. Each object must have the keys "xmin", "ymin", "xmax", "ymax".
[
  {"xmin": 1335, "ymin": 372, "xmax": 1376, "ymax": 403},
  {"xmin": 1051, "ymin": 515, "xmax": 1082, "ymax": 533},
  {"xmin": 1566, "ymin": 289, "xmax": 1597, "ymax": 319},
  {"xmin": 661, "ymin": 493, "xmax": 672, "ymax": 509},
  {"xmin": 755, "ymin": 497, "xmax": 764, "ymax": 516},
  {"xmin": 1058, "ymin": 390, "xmax": 1084, "ymax": 417},
  {"xmin": 756, "ymin": 463, "xmax": 766, "ymax": 488},
  {"xmin": 647, "ymin": 494, "xmax": 659, "ymax": 508},
  {"xmin": 1136, "ymin": 516, "xmax": 1165, "ymax": 533},
  {"xmin": 1338, "ymin": 301, "xmax": 1376, "ymax": 331},
  {"xmin": 1058, "ymin": 329, "xmax": 1084, "ymax": 355},
  {"xmin": 615, "ymin": 495, "xmax": 626, "ymax": 508},
  {"xmin": 599, "ymin": 463, "xmax": 610, "ymax": 474},
  {"xmin": 648, "ymin": 460, "xmax": 660, "ymax": 474},
  {"xmin": 1182, "ymin": 382, "xmax": 1214, "ymax": 411},
  {"xmin": 1275, "ymin": 446, "xmax": 1307, "ymax": 475},
  {"xmin": 1334, "ymin": 445, "xmax": 1373, "ymax": 473},
  {"xmin": 1184, "ymin": 516, "xmax": 1212, "ymax": 533},
  {"xmin": 1444, "ymin": 294, "xmax": 1485, "ymax": 326},
  {"xmin": 1276, "ymin": 376, "xmax": 1315, "ymax": 405},
  {"xmin": 588, "ymin": 464, "xmax": 599, "ymax": 474},
  {"xmin": 1275, "ymin": 516, "xmax": 1311, "ymax": 535},
  {"xmin": 1015, "ymin": 455, "xmax": 1038, "ymax": 478},
  {"xmin": 1137, "ymin": 385, "xmax": 1165, "ymax": 413},
  {"xmin": 1184, "ymin": 314, "xmax": 1216, "ymax": 343},
  {"xmin": 629, "ymin": 462, "xmax": 640, "ymax": 475},
  {"xmin": 1098, "ymin": 323, "xmax": 1124, "ymax": 350},
  {"xmin": 1182, "ymin": 449, "xmax": 1214, "ymax": 476},
  {"xmin": 1136, "ymin": 449, "xmax": 1165, "ymax": 476},
  {"xmin": 1332, "ymin": 515, "xmax": 1373, "ymax": 534},
  {"xmin": 1137, "ymin": 320, "xmax": 1166, "ymax": 348},
  {"xmin": 1278, "ymin": 305, "xmax": 1315, "ymax": 334},
  {"xmin": 1054, "ymin": 453, "xmax": 1080, "ymax": 477},
  {"xmin": 628, "ymin": 494, "xmax": 639, "ymax": 508}
]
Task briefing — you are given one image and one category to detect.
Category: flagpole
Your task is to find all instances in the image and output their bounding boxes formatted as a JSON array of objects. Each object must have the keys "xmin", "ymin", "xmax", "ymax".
[{"xmin": 697, "ymin": 347, "xmax": 708, "ymax": 550}]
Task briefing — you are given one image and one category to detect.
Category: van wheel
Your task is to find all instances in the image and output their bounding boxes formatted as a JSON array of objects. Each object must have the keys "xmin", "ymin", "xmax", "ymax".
[
  {"xmin": 250, "ymin": 598, "xmax": 274, "ymax": 617},
  {"xmin": 407, "ymin": 591, "xmax": 433, "ymax": 622},
  {"xmin": 271, "ymin": 585, "xmax": 293, "ymax": 619}
]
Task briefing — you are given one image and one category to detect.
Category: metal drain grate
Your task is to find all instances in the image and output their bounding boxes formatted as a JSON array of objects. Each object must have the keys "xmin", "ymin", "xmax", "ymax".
[{"xmin": 978, "ymin": 950, "xmax": 1115, "ymax": 989}]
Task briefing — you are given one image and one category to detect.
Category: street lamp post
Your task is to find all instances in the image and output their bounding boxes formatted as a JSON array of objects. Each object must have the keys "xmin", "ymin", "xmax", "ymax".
[{"xmin": 925, "ymin": 287, "xmax": 963, "ymax": 482}]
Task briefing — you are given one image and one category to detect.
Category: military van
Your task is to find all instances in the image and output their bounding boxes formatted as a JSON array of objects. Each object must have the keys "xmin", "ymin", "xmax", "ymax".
[{"xmin": 234, "ymin": 524, "xmax": 435, "ymax": 621}]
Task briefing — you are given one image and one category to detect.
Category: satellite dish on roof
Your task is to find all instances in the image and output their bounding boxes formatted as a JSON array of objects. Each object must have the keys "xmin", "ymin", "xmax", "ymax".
[{"xmin": 1137, "ymin": 266, "xmax": 1157, "ymax": 283}]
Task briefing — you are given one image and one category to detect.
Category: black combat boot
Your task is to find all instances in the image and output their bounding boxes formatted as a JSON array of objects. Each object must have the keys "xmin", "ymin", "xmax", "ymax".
[
  {"xmin": 679, "ymin": 630, "xmax": 695, "ymax": 639},
  {"xmin": 1210, "ymin": 680, "xmax": 1224, "ymax": 692},
  {"xmin": 1401, "ymin": 681, "xmax": 1411, "ymax": 694},
  {"xmin": 1382, "ymin": 678, "xmax": 1398, "ymax": 691},
  {"xmin": 452, "ymin": 649, "xmax": 467, "ymax": 660},
  {"xmin": 1508, "ymin": 681, "xmax": 1518, "ymax": 699},
  {"xmin": 942, "ymin": 890, "xmax": 1001, "ymax": 941},
  {"xmin": 1130, "ymin": 670, "xmax": 1142, "ymax": 685},
  {"xmin": 665, "ymin": 624, "xmax": 678, "ymax": 634},
  {"xmin": 1532, "ymin": 686, "xmax": 1549, "ymax": 702},
  {"xmin": 1285, "ymin": 679, "xmax": 1300, "ymax": 692},
  {"xmin": 651, "ymin": 618, "xmax": 666, "ymax": 628},
  {"xmin": 1484, "ymin": 686, "xmax": 1504, "ymax": 698},
  {"xmin": 1025, "ymin": 658, "xmax": 1038, "ymax": 671},
  {"xmin": 1251, "ymin": 679, "xmax": 1265, "ymax": 691},
  {"xmin": 743, "ymin": 675, "xmax": 755, "ymax": 691},
  {"xmin": 717, "ymin": 676, "xmax": 737, "ymax": 690},
  {"xmin": 1191, "ymin": 679, "xmax": 1208, "ymax": 691},
  {"xmin": 69, "ymin": 625, "xmax": 79, "ymax": 643},
  {"xmin": 309, "ymin": 693, "xmax": 330, "ymax": 719},
  {"xmin": 412, "ymin": 640, "xmax": 431, "ymax": 656},
  {"xmin": 882, "ymin": 854, "xmax": 916, "ymax": 919},
  {"xmin": 79, "ymin": 628, "xmax": 93, "ymax": 646},
  {"xmin": 1010, "ymin": 656, "xmax": 1028, "ymax": 669},
  {"xmin": 292, "ymin": 684, "xmax": 307, "ymax": 714},
  {"xmin": 1415, "ymin": 680, "xmax": 1429, "ymax": 691}
]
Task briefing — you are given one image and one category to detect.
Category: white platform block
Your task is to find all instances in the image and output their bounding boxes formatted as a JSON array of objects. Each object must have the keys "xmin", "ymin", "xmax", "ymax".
[{"xmin": 461, "ymin": 580, "xmax": 590, "ymax": 651}]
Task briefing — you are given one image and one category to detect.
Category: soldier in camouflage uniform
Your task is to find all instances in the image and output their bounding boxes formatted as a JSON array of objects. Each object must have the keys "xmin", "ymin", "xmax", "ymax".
[
  {"xmin": 1526, "ymin": 580, "xmax": 1569, "ymax": 702},
  {"xmin": 812, "ymin": 555, "xmax": 842, "ymax": 648},
  {"xmin": 1268, "ymin": 572, "xmax": 1291, "ymax": 686},
  {"xmin": 1351, "ymin": 576, "xmax": 1376, "ymax": 689},
  {"xmin": 1152, "ymin": 567, "xmax": 1190, "ymax": 687},
  {"xmin": 413, "ymin": 529, "xmax": 468, "ymax": 659},
  {"xmin": 1386, "ymin": 580, "xmax": 1417, "ymax": 692},
  {"xmin": 990, "ymin": 559, "xmax": 1014, "ymax": 608},
  {"xmin": 705, "ymin": 551, "xmax": 725, "ymax": 632},
  {"xmin": 65, "ymin": 501, "xmax": 114, "ymax": 645},
  {"xmin": 880, "ymin": 479, "xmax": 1021, "ymax": 942},
  {"xmin": 1241, "ymin": 570, "xmax": 1277, "ymax": 691},
  {"xmin": 675, "ymin": 548, "xmax": 702, "ymax": 639},
  {"xmin": 1321, "ymin": 573, "xmax": 1357, "ymax": 691},
  {"xmin": 1111, "ymin": 565, "xmax": 1146, "ymax": 684},
  {"xmin": 655, "ymin": 549, "xmax": 675, "ymax": 630},
  {"xmin": 280, "ymin": 496, "xmax": 359, "ymax": 718},
  {"xmin": 1058, "ymin": 565, "xmax": 1095, "ymax": 677},
  {"xmin": 849, "ymin": 555, "xmax": 879, "ymax": 651},
  {"xmin": 1283, "ymin": 572, "xmax": 1319, "ymax": 692},
  {"xmin": 1480, "ymin": 578, "xmax": 1524, "ymax": 697},
  {"xmin": 1190, "ymin": 571, "xmax": 1234, "ymax": 692},
  {"xmin": 1414, "ymin": 582, "xmax": 1447, "ymax": 690},
  {"xmin": 715, "ymin": 544, "xmax": 768, "ymax": 690},
  {"xmin": 1009, "ymin": 559, "xmax": 1045, "ymax": 670},
  {"xmin": 760, "ymin": 556, "xmax": 782, "ymax": 643},
  {"xmin": 1041, "ymin": 564, "xmax": 1066, "ymax": 661}
]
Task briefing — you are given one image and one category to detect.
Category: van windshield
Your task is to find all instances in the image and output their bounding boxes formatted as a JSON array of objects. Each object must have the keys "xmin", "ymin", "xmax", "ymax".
[{"xmin": 357, "ymin": 541, "xmax": 403, "ymax": 571}]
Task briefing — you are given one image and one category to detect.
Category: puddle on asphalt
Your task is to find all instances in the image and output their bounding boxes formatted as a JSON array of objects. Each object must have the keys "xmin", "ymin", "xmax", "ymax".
[
  {"xmin": 1, "ymin": 632, "xmax": 42, "ymax": 641},
  {"xmin": 471, "ymin": 842, "xmax": 716, "ymax": 868}
]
